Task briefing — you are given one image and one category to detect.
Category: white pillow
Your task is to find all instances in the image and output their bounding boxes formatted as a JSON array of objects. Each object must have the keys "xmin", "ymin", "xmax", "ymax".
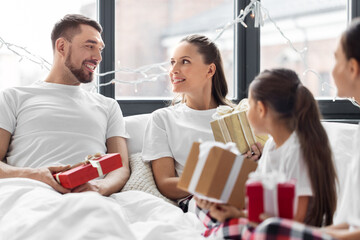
[
  {"xmin": 124, "ymin": 114, "xmax": 150, "ymax": 155},
  {"xmin": 121, "ymin": 153, "xmax": 176, "ymax": 205}
]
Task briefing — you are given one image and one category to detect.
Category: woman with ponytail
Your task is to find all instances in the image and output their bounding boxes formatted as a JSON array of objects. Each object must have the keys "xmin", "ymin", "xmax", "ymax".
[{"xmin": 142, "ymin": 34, "xmax": 262, "ymax": 212}]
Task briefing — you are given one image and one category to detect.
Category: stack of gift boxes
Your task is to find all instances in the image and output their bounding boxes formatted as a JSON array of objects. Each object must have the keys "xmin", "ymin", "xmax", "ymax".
[{"xmin": 178, "ymin": 99, "xmax": 296, "ymax": 222}]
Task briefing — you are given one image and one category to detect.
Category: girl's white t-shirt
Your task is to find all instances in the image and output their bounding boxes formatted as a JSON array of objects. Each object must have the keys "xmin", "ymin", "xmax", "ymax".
[
  {"xmin": 256, "ymin": 131, "xmax": 313, "ymax": 197},
  {"xmin": 142, "ymin": 103, "xmax": 216, "ymax": 176},
  {"xmin": 335, "ymin": 123, "xmax": 360, "ymax": 228}
]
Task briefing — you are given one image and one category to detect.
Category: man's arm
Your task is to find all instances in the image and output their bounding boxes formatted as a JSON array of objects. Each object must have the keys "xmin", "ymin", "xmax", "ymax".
[
  {"xmin": 0, "ymin": 128, "xmax": 70, "ymax": 193},
  {"xmin": 71, "ymin": 136, "xmax": 130, "ymax": 196}
]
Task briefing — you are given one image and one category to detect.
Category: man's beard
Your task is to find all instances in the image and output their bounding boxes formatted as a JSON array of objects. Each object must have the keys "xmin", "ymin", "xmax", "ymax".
[{"xmin": 65, "ymin": 51, "xmax": 94, "ymax": 84}]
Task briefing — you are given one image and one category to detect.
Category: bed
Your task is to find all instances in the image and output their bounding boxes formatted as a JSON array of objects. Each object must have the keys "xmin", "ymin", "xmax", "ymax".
[{"xmin": 0, "ymin": 113, "xmax": 357, "ymax": 239}]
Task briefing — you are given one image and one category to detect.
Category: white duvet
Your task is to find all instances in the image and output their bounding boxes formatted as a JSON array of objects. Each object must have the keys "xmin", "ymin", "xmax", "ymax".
[{"xmin": 0, "ymin": 178, "xmax": 206, "ymax": 240}]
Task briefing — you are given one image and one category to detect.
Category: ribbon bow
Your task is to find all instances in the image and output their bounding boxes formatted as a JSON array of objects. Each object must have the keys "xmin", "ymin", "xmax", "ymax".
[
  {"xmin": 247, "ymin": 171, "xmax": 287, "ymax": 189},
  {"xmin": 70, "ymin": 152, "xmax": 103, "ymax": 169},
  {"xmin": 212, "ymin": 98, "xmax": 250, "ymax": 120}
]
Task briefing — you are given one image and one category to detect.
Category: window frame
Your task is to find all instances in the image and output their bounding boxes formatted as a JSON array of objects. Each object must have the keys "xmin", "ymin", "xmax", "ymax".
[
  {"xmin": 315, "ymin": 0, "xmax": 360, "ymax": 121},
  {"xmin": 99, "ymin": 0, "xmax": 360, "ymax": 120}
]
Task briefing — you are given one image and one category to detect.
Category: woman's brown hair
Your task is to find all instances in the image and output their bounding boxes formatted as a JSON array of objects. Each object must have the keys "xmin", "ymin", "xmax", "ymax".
[
  {"xmin": 250, "ymin": 68, "xmax": 337, "ymax": 227},
  {"xmin": 171, "ymin": 35, "xmax": 232, "ymax": 106},
  {"xmin": 341, "ymin": 17, "xmax": 360, "ymax": 62}
]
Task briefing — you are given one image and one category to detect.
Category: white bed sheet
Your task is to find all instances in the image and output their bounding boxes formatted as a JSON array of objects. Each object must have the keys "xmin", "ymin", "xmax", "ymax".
[{"xmin": 0, "ymin": 178, "xmax": 206, "ymax": 240}]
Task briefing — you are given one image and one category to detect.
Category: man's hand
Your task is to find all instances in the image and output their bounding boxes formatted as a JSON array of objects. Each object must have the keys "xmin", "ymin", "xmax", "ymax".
[
  {"xmin": 71, "ymin": 179, "xmax": 105, "ymax": 195},
  {"xmin": 209, "ymin": 204, "xmax": 246, "ymax": 222},
  {"xmin": 32, "ymin": 165, "xmax": 71, "ymax": 194}
]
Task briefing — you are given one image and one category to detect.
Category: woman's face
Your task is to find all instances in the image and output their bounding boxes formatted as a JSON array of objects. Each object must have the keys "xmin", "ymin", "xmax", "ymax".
[
  {"xmin": 169, "ymin": 42, "xmax": 212, "ymax": 95},
  {"xmin": 332, "ymin": 39, "xmax": 353, "ymax": 98}
]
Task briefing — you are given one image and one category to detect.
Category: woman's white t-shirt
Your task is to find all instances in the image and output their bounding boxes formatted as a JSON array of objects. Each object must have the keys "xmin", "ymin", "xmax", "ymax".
[
  {"xmin": 142, "ymin": 103, "xmax": 216, "ymax": 176},
  {"xmin": 335, "ymin": 123, "xmax": 360, "ymax": 228},
  {"xmin": 256, "ymin": 131, "xmax": 313, "ymax": 197}
]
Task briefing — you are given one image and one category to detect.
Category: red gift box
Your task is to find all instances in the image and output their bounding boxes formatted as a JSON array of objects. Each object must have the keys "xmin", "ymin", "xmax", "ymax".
[
  {"xmin": 53, "ymin": 153, "xmax": 122, "ymax": 189},
  {"xmin": 246, "ymin": 180, "xmax": 295, "ymax": 223}
]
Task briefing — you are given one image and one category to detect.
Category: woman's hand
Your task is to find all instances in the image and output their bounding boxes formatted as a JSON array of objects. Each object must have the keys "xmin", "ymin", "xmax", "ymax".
[
  {"xmin": 194, "ymin": 196, "xmax": 215, "ymax": 210},
  {"xmin": 245, "ymin": 142, "xmax": 263, "ymax": 161},
  {"xmin": 209, "ymin": 204, "xmax": 246, "ymax": 222}
]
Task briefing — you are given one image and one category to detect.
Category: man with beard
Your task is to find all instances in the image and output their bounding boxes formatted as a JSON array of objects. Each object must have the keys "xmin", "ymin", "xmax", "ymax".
[{"xmin": 0, "ymin": 14, "xmax": 130, "ymax": 196}]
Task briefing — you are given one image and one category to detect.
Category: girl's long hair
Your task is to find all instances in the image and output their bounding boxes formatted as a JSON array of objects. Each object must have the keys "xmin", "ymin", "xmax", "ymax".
[{"xmin": 250, "ymin": 68, "xmax": 337, "ymax": 226}]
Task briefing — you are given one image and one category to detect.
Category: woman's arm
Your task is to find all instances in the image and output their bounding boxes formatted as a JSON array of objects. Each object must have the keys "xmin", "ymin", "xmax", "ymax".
[
  {"xmin": 151, "ymin": 157, "xmax": 190, "ymax": 200},
  {"xmin": 324, "ymin": 226, "xmax": 360, "ymax": 240},
  {"xmin": 293, "ymin": 196, "xmax": 309, "ymax": 222}
]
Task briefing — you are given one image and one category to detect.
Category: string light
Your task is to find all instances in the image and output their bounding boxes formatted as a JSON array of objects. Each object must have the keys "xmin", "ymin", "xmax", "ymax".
[
  {"xmin": 212, "ymin": 0, "xmax": 263, "ymax": 42},
  {"xmin": 0, "ymin": 36, "xmax": 51, "ymax": 71},
  {"xmin": 95, "ymin": 62, "xmax": 169, "ymax": 87},
  {"xmin": 1, "ymin": 0, "xmax": 355, "ymax": 108}
]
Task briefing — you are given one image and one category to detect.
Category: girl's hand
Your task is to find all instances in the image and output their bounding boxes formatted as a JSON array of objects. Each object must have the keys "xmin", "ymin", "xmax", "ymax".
[
  {"xmin": 245, "ymin": 142, "xmax": 263, "ymax": 161},
  {"xmin": 209, "ymin": 204, "xmax": 245, "ymax": 222},
  {"xmin": 194, "ymin": 196, "xmax": 215, "ymax": 210}
]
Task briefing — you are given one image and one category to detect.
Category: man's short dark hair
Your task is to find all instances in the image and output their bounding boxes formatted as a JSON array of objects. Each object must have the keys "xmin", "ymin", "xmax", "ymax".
[{"xmin": 51, "ymin": 14, "xmax": 102, "ymax": 51}]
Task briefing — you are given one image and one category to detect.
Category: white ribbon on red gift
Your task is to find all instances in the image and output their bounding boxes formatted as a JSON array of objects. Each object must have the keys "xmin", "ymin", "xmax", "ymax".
[
  {"xmin": 55, "ymin": 172, "xmax": 61, "ymax": 184},
  {"xmin": 247, "ymin": 171, "xmax": 288, "ymax": 217},
  {"xmin": 89, "ymin": 159, "xmax": 104, "ymax": 177},
  {"xmin": 188, "ymin": 141, "xmax": 243, "ymax": 203}
]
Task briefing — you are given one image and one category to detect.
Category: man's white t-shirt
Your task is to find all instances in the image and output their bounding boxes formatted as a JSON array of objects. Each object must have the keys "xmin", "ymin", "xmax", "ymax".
[
  {"xmin": 256, "ymin": 131, "xmax": 313, "ymax": 197},
  {"xmin": 142, "ymin": 103, "xmax": 216, "ymax": 176},
  {"xmin": 334, "ymin": 123, "xmax": 360, "ymax": 228},
  {"xmin": 0, "ymin": 81, "xmax": 128, "ymax": 168}
]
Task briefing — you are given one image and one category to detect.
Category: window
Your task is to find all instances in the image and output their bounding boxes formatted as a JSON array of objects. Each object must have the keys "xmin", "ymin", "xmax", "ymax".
[
  {"xmin": 113, "ymin": 0, "xmax": 235, "ymax": 100},
  {"xmin": 258, "ymin": 0, "xmax": 360, "ymax": 120},
  {"xmin": 2, "ymin": 0, "xmax": 359, "ymax": 120},
  {"xmin": 0, "ymin": 0, "xmax": 97, "ymax": 89},
  {"xmin": 260, "ymin": 0, "xmax": 347, "ymax": 99}
]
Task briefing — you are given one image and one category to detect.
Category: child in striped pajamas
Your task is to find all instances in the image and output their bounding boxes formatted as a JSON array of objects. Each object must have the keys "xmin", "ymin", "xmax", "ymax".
[{"xmin": 195, "ymin": 17, "xmax": 360, "ymax": 240}]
